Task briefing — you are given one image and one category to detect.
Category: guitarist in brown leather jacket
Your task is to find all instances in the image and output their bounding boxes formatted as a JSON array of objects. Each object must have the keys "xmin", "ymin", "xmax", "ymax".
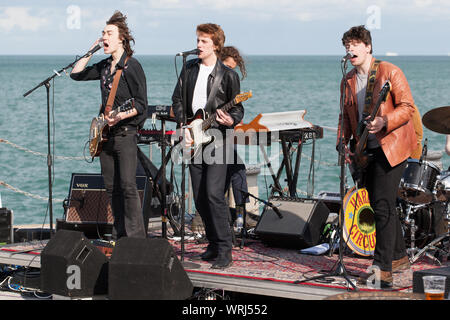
[
  {"xmin": 171, "ymin": 24, "xmax": 244, "ymax": 269},
  {"xmin": 337, "ymin": 26, "xmax": 416, "ymax": 288}
]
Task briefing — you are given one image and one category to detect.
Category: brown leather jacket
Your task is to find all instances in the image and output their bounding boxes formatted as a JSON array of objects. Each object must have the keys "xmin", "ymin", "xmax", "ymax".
[{"xmin": 337, "ymin": 58, "xmax": 417, "ymax": 167}]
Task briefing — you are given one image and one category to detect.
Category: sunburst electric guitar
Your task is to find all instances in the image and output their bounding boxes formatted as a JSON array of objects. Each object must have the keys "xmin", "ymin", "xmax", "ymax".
[
  {"xmin": 186, "ymin": 91, "xmax": 252, "ymax": 159},
  {"xmin": 89, "ymin": 98, "xmax": 135, "ymax": 159}
]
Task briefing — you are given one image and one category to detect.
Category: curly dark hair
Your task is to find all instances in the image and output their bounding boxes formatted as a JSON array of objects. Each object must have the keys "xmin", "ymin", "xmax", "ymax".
[
  {"xmin": 342, "ymin": 25, "xmax": 373, "ymax": 54},
  {"xmin": 220, "ymin": 46, "xmax": 247, "ymax": 80},
  {"xmin": 106, "ymin": 11, "xmax": 135, "ymax": 56}
]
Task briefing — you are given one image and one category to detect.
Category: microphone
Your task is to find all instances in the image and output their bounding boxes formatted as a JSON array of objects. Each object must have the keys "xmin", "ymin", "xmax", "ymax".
[
  {"xmin": 269, "ymin": 201, "xmax": 284, "ymax": 219},
  {"xmin": 85, "ymin": 41, "xmax": 103, "ymax": 57},
  {"xmin": 341, "ymin": 52, "xmax": 355, "ymax": 62},
  {"xmin": 176, "ymin": 49, "xmax": 200, "ymax": 57}
]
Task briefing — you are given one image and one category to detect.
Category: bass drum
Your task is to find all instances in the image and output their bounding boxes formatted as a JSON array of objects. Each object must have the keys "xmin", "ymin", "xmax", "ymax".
[{"xmin": 341, "ymin": 187, "xmax": 376, "ymax": 257}]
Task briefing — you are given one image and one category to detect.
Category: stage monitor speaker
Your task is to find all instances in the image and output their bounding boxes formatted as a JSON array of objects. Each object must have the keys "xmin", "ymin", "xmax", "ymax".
[
  {"xmin": 108, "ymin": 237, "xmax": 193, "ymax": 300},
  {"xmin": 40, "ymin": 230, "xmax": 108, "ymax": 297},
  {"xmin": 413, "ymin": 266, "xmax": 450, "ymax": 298},
  {"xmin": 255, "ymin": 197, "xmax": 330, "ymax": 249},
  {"xmin": 61, "ymin": 173, "xmax": 155, "ymax": 238}
]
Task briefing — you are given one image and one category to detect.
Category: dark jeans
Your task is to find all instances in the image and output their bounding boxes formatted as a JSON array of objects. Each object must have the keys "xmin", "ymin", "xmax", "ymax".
[
  {"xmin": 100, "ymin": 130, "xmax": 146, "ymax": 239},
  {"xmin": 365, "ymin": 147, "xmax": 407, "ymax": 271},
  {"xmin": 189, "ymin": 161, "xmax": 232, "ymax": 254}
]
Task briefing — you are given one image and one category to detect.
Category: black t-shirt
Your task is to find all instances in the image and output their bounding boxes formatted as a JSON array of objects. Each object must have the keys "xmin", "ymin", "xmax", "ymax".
[{"xmin": 71, "ymin": 51, "xmax": 148, "ymax": 129}]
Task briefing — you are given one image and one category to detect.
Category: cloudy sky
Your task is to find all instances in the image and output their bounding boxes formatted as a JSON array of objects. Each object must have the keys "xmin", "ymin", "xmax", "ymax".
[{"xmin": 1, "ymin": 0, "xmax": 450, "ymax": 55}]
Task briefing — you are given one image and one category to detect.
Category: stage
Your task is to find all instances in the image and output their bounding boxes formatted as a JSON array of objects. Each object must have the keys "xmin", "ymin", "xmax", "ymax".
[{"xmin": 0, "ymin": 224, "xmax": 448, "ymax": 300}]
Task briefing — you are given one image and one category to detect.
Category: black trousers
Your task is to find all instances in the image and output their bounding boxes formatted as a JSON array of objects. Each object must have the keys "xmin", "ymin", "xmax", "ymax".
[
  {"xmin": 365, "ymin": 147, "xmax": 407, "ymax": 271},
  {"xmin": 189, "ymin": 159, "xmax": 233, "ymax": 254},
  {"xmin": 100, "ymin": 130, "xmax": 146, "ymax": 239}
]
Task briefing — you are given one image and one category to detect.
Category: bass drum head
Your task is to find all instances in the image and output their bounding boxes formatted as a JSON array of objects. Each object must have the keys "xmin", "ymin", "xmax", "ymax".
[{"xmin": 341, "ymin": 187, "xmax": 376, "ymax": 257}]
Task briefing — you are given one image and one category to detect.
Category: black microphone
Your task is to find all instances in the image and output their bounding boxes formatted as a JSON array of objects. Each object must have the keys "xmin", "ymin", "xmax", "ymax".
[
  {"xmin": 85, "ymin": 41, "xmax": 103, "ymax": 57},
  {"xmin": 176, "ymin": 49, "xmax": 200, "ymax": 57},
  {"xmin": 268, "ymin": 201, "xmax": 284, "ymax": 219},
  {"xmin": 341, "ymin": 52, "xmax": 355, "ymax": 62}
]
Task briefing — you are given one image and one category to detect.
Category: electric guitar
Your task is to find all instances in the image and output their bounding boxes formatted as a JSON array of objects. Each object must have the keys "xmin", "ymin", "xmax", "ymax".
[
  {"xmin": 349, "ymin": 80, "xmax": 391, "ymax": 185},
  {"xmin": 186, "ymin": 91, "xmax": 252, "ymax": 159},
  {"xmin": 89, "ymin": 98, "xmax": 135, "ymax": 159}
]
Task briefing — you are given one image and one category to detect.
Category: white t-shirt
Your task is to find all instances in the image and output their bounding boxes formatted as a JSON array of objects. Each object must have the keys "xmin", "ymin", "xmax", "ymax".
[{"xmin": 192, "ymin": 63, "xmax": 215, "ymax": 115}]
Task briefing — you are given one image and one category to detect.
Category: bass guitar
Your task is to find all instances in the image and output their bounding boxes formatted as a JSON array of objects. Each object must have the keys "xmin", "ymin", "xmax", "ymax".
[
  {"xmin": 89, "ymin": 98, "xmax": 135, "ymax": 159},
  {"xmin": 349, "ymin": 80, "xmax": 391, "ymax": 186},
  {"xmin": 186, "ymin": 91, "xmax": 252, "ymax": 159}
]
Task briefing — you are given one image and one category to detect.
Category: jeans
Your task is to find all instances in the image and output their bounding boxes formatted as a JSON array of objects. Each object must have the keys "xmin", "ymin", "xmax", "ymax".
[
  {"xmin": 365, "ymin": 147, "xmax": 407, "ymax": 271},
  {"xmin": 100, "ymin": 130, "xmax": 146, "ymax": 239}
]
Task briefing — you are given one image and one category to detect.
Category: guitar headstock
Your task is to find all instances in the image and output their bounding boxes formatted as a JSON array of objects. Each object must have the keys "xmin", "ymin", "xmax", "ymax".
[
  {"xmin": 381, "ymin": 80, "xmax": 391, "ymax": 95},
  {"xmin": 234, "ymin": 91, "xmax": 253, "ymax": 104},
  {"xmin": 120, "ymin": 98, "xmax": 135, "ymax": 112}
]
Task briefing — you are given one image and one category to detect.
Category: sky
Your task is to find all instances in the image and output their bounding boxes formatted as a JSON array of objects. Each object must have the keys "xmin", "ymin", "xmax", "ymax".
[{"xmin": 1, "ymin": 0, "xmax": 450, "ymax": 55}]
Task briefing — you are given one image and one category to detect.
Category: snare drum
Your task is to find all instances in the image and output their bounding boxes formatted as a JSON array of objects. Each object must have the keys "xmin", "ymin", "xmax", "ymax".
[{"xmin": 398, "ymin": 159, "xmax": 440, "ymax": 204}]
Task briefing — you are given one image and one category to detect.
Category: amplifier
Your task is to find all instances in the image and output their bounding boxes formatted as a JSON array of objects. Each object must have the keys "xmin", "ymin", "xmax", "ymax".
[
  {"xmin": 0, "ymin": 208, "xmax": 13, "ymax": 244},
  {"xmin": 61, "ymin": 173, "xmax": 154, "ymax": 238}
]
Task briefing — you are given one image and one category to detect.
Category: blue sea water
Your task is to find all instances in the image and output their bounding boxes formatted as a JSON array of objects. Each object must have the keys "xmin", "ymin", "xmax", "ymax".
[{"xmin": 0, "ymin": 55, "xmax": 449, "ymax": 225}]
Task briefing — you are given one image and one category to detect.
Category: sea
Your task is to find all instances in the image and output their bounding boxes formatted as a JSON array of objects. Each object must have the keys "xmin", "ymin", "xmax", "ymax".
[{"xmin": 0, "ymin": 55, "xmax": 449, "ymax": 225}]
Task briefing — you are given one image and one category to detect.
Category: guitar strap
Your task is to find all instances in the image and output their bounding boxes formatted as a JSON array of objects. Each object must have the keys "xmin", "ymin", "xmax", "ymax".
[
  {"xmin": 104, "ymin": 56, "xmax": 130, "ymax": 115},
  {"xmin": 363, "ymin": 59, "xmax": 381, "ymax": 116},
  {"xmin": 204, "ymin": 64, "xmax": 225, "ymax": 116},
  {"xmin": 356, "ymin": 59, "xmax": 381, "ymax": 137}
]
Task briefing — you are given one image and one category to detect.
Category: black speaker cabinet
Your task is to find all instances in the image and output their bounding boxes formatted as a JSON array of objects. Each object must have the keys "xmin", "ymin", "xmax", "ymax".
[
  {"xmin": 413, "ymin": 266, "xmax": 450, "ymax": 298},
  {"xmin": 108, "ymin": 237, "xmax": 193, "ymax": 300},
  {"xmin": 40, "ymin": 230, "xmax": 108, "ymax": 297},
  {"xmin": 255, "ymin": 197, "xmax": 330, "ymax": 249}
]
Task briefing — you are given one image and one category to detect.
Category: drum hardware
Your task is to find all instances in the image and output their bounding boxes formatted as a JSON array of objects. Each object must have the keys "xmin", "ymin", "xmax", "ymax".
[
  {"xmin": 398, "ymin": 200, "xmax": 450, "ymax": 265},
  {"xmin": 408, "ymin": 232, "xmax": 450, "ymax": 265}
]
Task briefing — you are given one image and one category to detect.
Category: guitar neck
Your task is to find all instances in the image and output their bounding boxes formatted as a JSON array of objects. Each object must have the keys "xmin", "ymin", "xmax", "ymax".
[
  {"xmin": 201, "ymin": 99, "xmax": 235, "ymax": 131},
  {"xmin": 357, "ymin": 83, "xmax": 390, "ymax": 152}
]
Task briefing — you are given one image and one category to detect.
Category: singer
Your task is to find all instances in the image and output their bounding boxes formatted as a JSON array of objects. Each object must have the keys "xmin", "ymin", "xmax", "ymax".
[
  {"xmin": 172, "ymin": 23, "xmax": 244, "ymax": 269},
  {"xmin": 70, "ymin": 11, "xmax": 148, "ymax": 239},
  {"xmin": 337, "ymin": 25, "xmax": 416, "ymax": 288}
]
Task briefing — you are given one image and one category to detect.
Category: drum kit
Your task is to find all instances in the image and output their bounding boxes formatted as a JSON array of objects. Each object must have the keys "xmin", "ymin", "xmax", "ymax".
[{"xmin": 396, "ymin": 106, "xmax": 450, "ymax": 264}]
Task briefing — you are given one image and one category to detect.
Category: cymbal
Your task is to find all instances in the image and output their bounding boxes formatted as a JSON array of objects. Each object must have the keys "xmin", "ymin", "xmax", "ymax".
[{"xmin": 422, "ymin": 106, "xmax": 450, "ymax": 134}]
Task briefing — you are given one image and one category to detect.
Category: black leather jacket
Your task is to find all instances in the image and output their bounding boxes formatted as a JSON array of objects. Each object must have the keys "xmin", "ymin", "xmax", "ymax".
[{"xmin": 171, "ymin": 58, "xmax": 244, "ymax": 130}]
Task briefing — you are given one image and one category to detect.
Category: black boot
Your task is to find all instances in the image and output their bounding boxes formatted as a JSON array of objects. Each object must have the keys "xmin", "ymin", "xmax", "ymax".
[
  {"xmin": 211, "ymin": 251, "xmax": 233, "ymax": 269},
  {"xmin": 192, "ymin": 246, "xmax": 218, "ymax": 261}
]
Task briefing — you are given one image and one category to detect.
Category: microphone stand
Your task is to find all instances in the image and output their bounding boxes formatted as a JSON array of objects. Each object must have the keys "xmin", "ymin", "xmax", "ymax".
[
  {"xmin": 179, "ymin": 53, "xmax": 200, "ymax": 269},
  {"xmin": 294, "ymin": 57, "xmax": 358, "ymax": 291},
  {"xmin": 23, "ymin": 54, "xmax": 91, "ymax": 236}
]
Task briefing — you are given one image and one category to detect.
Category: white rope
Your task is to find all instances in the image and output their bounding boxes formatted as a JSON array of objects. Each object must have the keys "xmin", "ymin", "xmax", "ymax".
[
  {"xmin": 0, "ymin": 180, "xmax": 65, "ymax": 203},
  {"xmin": 0, "ymin": 138, "xmax": 85, "ymax": 161}
]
